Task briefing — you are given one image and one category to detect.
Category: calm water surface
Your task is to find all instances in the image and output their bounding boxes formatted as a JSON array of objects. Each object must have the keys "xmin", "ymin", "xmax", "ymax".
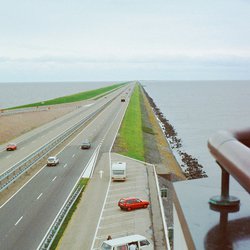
[
  {"xmin": 0, "ymin": 81, "xmax": 116, "ymax": 109},
  {"xmin": 142, "ymin": 80, "xmax": 250, "ymax": 177}
]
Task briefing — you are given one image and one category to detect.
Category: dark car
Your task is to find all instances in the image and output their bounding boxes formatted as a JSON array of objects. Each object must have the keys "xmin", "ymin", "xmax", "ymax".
[
  {"xmin": 81, "ymin": 139, "xmax": 91, "ymax": 149},
  {"xmin": 118, "ymin": 197, "xmax": 150, "ymax": 211}
]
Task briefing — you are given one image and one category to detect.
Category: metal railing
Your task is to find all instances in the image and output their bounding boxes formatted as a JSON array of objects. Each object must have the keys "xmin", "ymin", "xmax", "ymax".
[
  {"xmin": 208, "ymin": 128, "xmax": 250, "ymax": 207},
  {"xmin": 39, "ymin": 184, "xmax": 84, "ymax": 250},
  {"xmin": 0, "ymin": 107, "xmax": 50, "ymax": 116}
]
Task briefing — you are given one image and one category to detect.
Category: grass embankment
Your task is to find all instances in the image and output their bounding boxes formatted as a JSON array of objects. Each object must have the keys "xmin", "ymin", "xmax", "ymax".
[
  {"xmin": 113, "ymin": 82, "xmax": 185, "ymax": 178},
  {"xmin": 115, "ymin": 83, "xmax": 145, "ymax": 161},
  {"xmin": 50, "ymin": 178, "xmax": 89, "ymax": 250},
  {"xmin": 8, "ymin": 82, "xmax": 127, "ymax": 109}
]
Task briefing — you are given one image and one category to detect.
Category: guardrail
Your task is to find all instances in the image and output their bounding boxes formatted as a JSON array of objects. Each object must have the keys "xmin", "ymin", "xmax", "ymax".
[
  {"xmin": 0, "ymin": 97, "xmax": 114, "ymax": 192},
  {"xmin": 208, "ymin": 128, "xmax": 250, "ymax": 207},
  {"xmin": 0, "ymin": 107, "xmax": 50, "ymax": 116},
  {"xmin": 39, "ymin": 184, "xmax": 84, "ymax": 250}
]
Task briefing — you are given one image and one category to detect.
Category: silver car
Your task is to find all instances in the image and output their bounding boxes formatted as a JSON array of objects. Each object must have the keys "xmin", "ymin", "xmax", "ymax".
[
  {"xmin": 47, "ymin": 156, "xmax": 59, "ymax": 166},
  {"xmin": 81, "ymin": 139, "xmax": 91, "ymax": 149}
]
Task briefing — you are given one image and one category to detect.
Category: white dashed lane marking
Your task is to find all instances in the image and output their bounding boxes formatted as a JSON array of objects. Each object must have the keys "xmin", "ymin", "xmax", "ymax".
[
  {"xmin": 15, "ymin": 216, "xmax": 23, "ymax": 226},
  {"xmin": 52, "ymin": 176, "xmax": 57, "ymax": 182},
  {"xmin": 37, "ymin": 193, "xmax": 43, "ymax": 200}
]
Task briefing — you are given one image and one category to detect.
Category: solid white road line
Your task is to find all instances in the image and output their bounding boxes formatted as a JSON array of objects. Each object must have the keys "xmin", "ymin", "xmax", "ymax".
[
  {"xmin": 52, "ymin": 176, "xmax": 57, "ymax": 182},
  {"xmin": 36, "ymin": 156, "xmax": 91, "ymax": 250},
  {"xmin": 82, "ymin": 144, "xmax": 101, "ymax": 178},
  {"xmin": 90, "ymin": 96, "xmax": 129, "ymax": 249},
  {"xmin": 37, "ymin": 193, "xmax": 43, "ymax": 200},
  {"xmin": 15, "ymin": 216, "xmax": 23, "ymax": 226},
  {"xmin": 84, "ymin": 103, "xmax": 94, "ymax": 107}
]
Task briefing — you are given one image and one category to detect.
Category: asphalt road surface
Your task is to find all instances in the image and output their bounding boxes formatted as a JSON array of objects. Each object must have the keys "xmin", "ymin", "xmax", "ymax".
[
  {"xmin": 0, "ymin": 84, "xmax": 133, "ymax": 250},
  {"xmin": 0, "ymin": 85, "xmax": 129, "ymax": 174}
]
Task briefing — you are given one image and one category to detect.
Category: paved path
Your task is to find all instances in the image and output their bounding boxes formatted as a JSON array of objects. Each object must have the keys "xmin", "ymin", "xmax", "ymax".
[{"xmin": 58, "ymin": 153, "xmax": 167, "ymax": 250}]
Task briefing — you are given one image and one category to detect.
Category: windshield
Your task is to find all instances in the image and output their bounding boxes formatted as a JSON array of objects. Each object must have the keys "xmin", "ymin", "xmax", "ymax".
[{"xmin": 101, "ymin": 242, "xmax": 112, "ymax": 250}]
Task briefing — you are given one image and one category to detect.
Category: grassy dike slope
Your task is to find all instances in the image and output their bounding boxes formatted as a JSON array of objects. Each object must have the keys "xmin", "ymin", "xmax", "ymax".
[
  {"xmin": 113, "ymin": 82, "xmax": 185, "ymax": 179},
  {"xmin": 8, "ymin": 82, "xmax": 126, "ymax": 110},
  {"xmin": 113, "ymin": 84, "xmax": 145, "ymax": 161}
]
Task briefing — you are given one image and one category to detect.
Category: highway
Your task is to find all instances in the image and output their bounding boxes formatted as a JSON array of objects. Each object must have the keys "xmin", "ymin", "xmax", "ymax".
[
  {"xmin": 0, "ymin": 84, "xmax": 132, "ymax": 250},
  {"xmin": 0, "ymin": 85, "xmax": 128, "ymax": 175}
]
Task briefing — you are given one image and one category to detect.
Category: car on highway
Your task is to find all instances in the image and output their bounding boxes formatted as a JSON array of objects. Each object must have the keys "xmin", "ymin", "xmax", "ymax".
[
  {"xmin": 47, "ymin": 156, "xmax": 59, "ymax": 166},
  {"xmin": 118, "ymin": 197, "xmax": 150, "ymax": 211},
  {"xmin": 121, "ymin": 96, "xmax": 126, "ymax": 102},
  {"xmin": 6, "ymin": 143, "xmax": 17, "ymax": 151},
  {"xmin": 81, "ymin": 139, "xmax": 91, "ymax": 149}
]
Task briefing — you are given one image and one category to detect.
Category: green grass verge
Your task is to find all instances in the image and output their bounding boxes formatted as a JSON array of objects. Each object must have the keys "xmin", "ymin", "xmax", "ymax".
[
  {"xmin": 8, "ymin": 82, "xmax": 127, "ymax": 110},
  {"xmin": 50, "ymin": 178, "xmax": 89, "ymax": 250},
  {"xmin": 116, "ymin": 83, "xmax": 145, "ymax": 161}
]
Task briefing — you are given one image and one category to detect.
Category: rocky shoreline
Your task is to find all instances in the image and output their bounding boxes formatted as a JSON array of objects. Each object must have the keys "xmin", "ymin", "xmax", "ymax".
[{"xmin": 142, "ymin": 87, "xmax": 207, "ymax": 180}]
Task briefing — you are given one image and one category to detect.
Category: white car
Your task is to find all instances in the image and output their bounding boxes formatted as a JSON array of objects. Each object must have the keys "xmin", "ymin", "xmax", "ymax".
[
  {"xmin": 47, "ymin": 156, "xmax": 59, "ymax": 166},
  {"xmin": 100, "ymin": 234, "xmax": 153, "ymax": 250}
]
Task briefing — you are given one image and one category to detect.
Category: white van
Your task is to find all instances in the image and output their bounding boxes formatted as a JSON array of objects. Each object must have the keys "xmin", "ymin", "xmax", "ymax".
[
  {"xmin": 111, "ymin": 162, "xmax": 126, "ymax": 181},
  {"xmin": 100, "ymin": 234, "xmax": 153, "ymax": 250}
]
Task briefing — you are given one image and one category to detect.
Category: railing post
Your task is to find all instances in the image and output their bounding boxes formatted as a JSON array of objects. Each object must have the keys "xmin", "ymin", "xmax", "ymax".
[
  {"xmin": 209, "ymin": 163, "xmax": 240, "ymax": 207},
  {"xmin": 221, "ymin": 167, "xmax": 230, "ymax": 199}
]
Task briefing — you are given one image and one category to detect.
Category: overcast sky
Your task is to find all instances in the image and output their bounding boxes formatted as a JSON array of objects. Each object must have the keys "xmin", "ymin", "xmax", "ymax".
[{"xmin": 0, "ymin": 0, "xmax": 250, "ymax": 81}]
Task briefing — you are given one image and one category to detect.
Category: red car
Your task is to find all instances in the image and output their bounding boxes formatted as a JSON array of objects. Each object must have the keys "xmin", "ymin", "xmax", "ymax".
[
  {"xmin": 6, "ymin": 143, "xmax": 17, "ymax": 151},
  {"xmin": 118, "ymin": 197, "xmax": 150, "ymax": 211}
]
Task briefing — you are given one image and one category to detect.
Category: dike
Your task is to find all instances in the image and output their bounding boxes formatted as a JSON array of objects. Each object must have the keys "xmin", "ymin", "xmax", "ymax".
[
  {"xmin": 141, "ymin": 85, "xmax": 208, "ymax": 180},
  {"xmin": 139, "ymin": 85, "xmax": 185, "ymax": 180}
]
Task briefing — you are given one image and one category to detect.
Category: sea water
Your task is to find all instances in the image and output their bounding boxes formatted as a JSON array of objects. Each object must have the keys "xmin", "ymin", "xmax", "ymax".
[{"xmin": 142, "ymin": 80, "xmax": 250, "ymax": 177}]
